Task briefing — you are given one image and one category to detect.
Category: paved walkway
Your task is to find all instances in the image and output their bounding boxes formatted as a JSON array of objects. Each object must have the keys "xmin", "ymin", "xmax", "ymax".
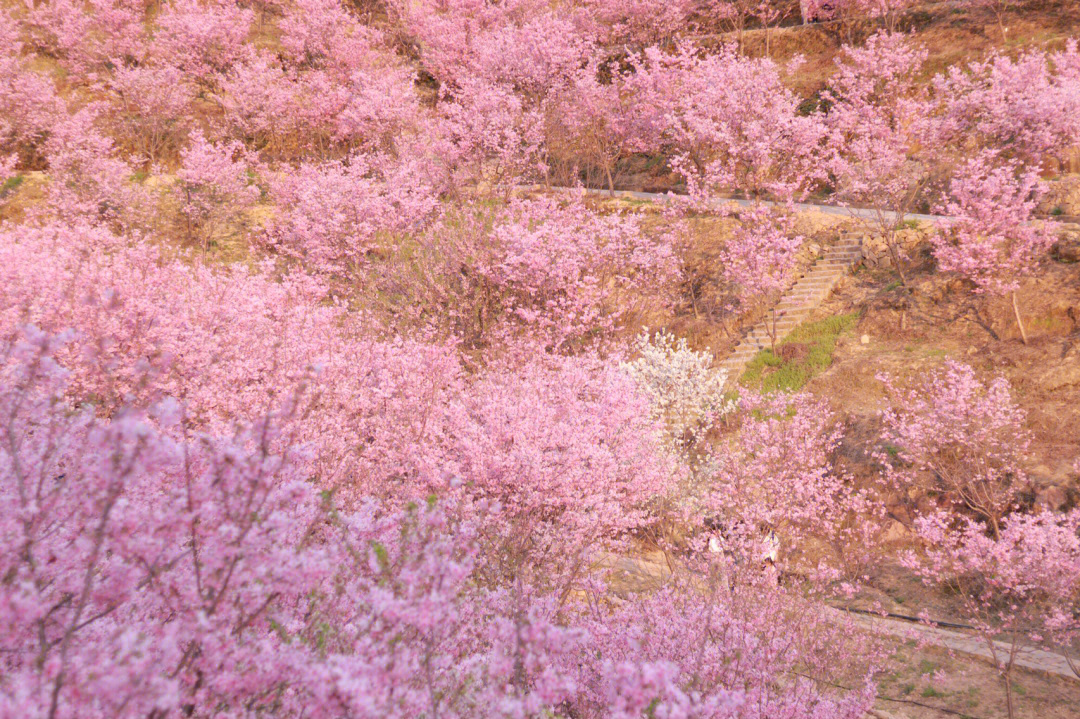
[
  {"xmin": 597, "ymin": 552, "xmax": 1080, "ymax": 681},
  {"xmin": 518, "ymin": 184, "xmax": 956, "ymax": 225},
  {"xmin": 851, "ymin": 612, "xmax": 1079, "ymax": 680}
]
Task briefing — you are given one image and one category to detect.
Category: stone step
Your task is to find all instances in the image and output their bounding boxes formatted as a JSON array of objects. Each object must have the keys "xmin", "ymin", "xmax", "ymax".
[
  {"xmin": 748, "ymin": 319, "xmax": 801, "ymax": 329},
  {"xmin": 791, "ymin": 284, "xmax": 837, "ymax": 294},
  {"xmin": 747, "ymin": 329, "xmax": 795, "ymax": 341},
  {"xmin": 746, "ymin": 328, "xmax": 796, "ymax": 339},
  {"xmin": 723, "ymin": 233, "xmax": 863, "ymax": 374},
  {"xmin": 744, "ymin": 331, "xmax": 793, "ymax": 340},
  {"xmin": 786, "ymin": 291, "xmax": 830, "ymax": 302},
  {"xmin": 745, "ymin": 328, "xmax": 790, "ymax": 339}
]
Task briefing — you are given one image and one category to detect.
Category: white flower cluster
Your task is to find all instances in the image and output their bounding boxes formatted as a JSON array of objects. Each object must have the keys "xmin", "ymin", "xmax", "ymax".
[{"xmin": 622, "ymin": 329, "xmax": 735, "ymax": 445}]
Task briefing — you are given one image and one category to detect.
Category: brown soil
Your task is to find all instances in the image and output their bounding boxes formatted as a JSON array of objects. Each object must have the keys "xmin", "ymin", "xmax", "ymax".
[{"xmin": 875, "ymin": 639, "xmax": 1080, "ymax": 719}]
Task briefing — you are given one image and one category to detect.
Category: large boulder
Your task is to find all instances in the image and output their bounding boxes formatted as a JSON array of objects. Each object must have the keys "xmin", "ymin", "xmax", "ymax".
[{"xmin": 1052, "ymin": 230, "xmax": 1080, "ymax": 263}]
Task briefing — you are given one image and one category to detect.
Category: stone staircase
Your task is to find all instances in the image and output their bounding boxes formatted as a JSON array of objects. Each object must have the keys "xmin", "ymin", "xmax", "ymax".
[{"xmin": 721, "ymin": 234, "xmax": 863, "ymax": 381}]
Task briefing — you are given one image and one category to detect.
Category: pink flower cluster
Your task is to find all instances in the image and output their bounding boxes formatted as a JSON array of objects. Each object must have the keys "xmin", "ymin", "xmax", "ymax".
[{"xmin": 931, "ymin": 151, "xmax": 1057, "ymax": 295}]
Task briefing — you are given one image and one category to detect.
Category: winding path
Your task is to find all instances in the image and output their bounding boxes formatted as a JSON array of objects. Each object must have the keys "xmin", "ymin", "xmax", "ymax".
[
  {"xmin": 600, "ymin": 552, "xmax": 1080, "ymax": 681},
  {"xmin": 518, "ymin": 184, "xmax": 955, "ymax": 224}
]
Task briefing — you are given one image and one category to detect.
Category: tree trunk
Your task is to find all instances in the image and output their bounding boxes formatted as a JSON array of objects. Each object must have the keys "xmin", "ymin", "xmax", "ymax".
[
  {"xmin": 1003, "ymin": 642, "xmax": 1018, "ymax": 719},
  {"xmin": 1011, "ymin": 290, "xmax": 1028, "ymax": 345},
  {"xmin": 888, "ymin": 241, "xmax": 908, "ymax": 288},
  {"xmin": 1004, "ymin": 670, "xmax": 1015, "ymax": 719}
]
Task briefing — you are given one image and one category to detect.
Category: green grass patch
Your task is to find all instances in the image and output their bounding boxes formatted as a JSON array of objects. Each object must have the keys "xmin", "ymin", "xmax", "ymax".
[
  {"xmin": 737, "ymin": 312, "xmax": 859, "ymax": 393},
  {"xmin": 1, "ymin": 174, "xmax": 24, "ymax": 195}
]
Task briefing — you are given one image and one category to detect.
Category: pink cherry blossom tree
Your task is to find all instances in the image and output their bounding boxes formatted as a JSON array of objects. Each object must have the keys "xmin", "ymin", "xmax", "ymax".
[
  {"xmin": 105, "ymin": 63, "xmax": 193, "ymax": 166},
  {"xmin": 152, "ymin": 0, "xmax": 253, "ymax": 83},
  {"xmin": 263, "ymin": 153, "xmax": 440, "ymax": 279},
  {"xmin": 903, "ymin": 509, "xmax": 1080, "ymax": 718},
  {"xmin": 0, "ymin": 326, "xmax": 597, "ymax": 717},
  {"xmin": 718, "ymin": 205, "xmax": 803, "ymax": 348},
  {"xmin": 174, "ymin": 130, "xmax": 258, "ymax": 251},
  {"xmin": 40, "ymin": 105, "xmax": 148, "ymax": 230},
  {"xmin": 640, "ymin": 43, "xmax": 827, "ymax": 204},
  {"xmin": 935, "ymin": 42, "xmax": 1080, "ymax": 166},
  {"xmin": 389, "ymin": 0, "xmax": 595, "ymax": 101},
  {"xmin": 453, "ymin": 352, "xmax": 677, "ymax": 595},
  {"xmin": 0, "ymin": 223, "xmax": 465, "ymax": 501},
  {"xmin": 476, "ymin": 196, "xmax": 680, "ymax": 350},
  {"xmin": 25, "ymin": 0, "xmax": 147, "ymax": 79},
  {"xmin": 576, "ymin": 577, "xmax": 880, "ymax": 719},
  {"xmin": 436, "ymin": 78, "xmax": 546, "ymax": 190},
  {"xmin": 877, "ymin": 360, "xmax": 1030, "ymax": 537},
  {"xmin": 825, "ymin": 32, "xmax": 934, "ymax": 287},
  {"xmin": 584, "ymin": 0, "xmax": 695, "ymax": 47},
  {"xmin": 0, "ymin": 9, "xmax": 64, "ymax": 169},
  {"xmin": 705, "ymin": 390, "xmax": 881, "ymax": 580},
  {"xmin": 930, "ymin": 151, "xmax": 1058, "ymax": 344}
]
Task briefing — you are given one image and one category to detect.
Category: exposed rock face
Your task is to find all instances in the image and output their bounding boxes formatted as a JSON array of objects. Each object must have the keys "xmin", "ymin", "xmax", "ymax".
[
  {"xmin": 860, "ymin": 228, "xmax": 928, "ymax": 268},
  {"xmin": 1035, "ymin": 343, "xmax": 1080, "ymax": 391},
  {"xmin": 1052, "ymin": 231, "xmax": 1080, "ymax": 263},
  {"xmin": 1040, "ymin": 175, "xmax": 1080, "ymax": 216},
  {"xmin": 1035, "ymin": 484, "xmax": 1068, "ymax": 511}
]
